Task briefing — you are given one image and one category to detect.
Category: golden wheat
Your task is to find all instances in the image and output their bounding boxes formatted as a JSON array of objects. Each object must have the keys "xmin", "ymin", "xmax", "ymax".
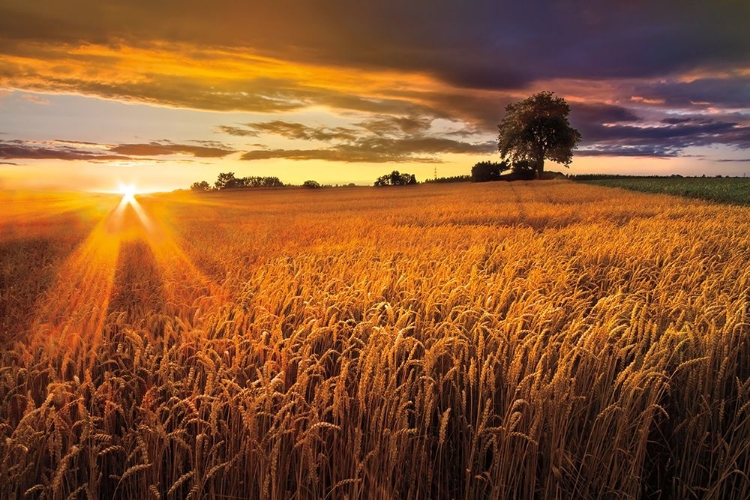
[{"xmin": 0, "ymin": 181, "xmax": 748, "ymax": 499}]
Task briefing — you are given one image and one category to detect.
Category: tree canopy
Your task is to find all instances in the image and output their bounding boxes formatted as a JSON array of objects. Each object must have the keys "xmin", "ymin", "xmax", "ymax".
[
  {"xmin": 497, "ymin": 91, "xmax": 581, "ymax": 179},
  {"xmin": 213, "ymin": 172, "xmax": 284, "ymax": 190},
  {"xmin": 471, "ymin": 160, "xmax": 509, "ymax": 182},
  {"xmin": 374, "ymin": 171, "xmax": 417, "ymax": 186},
  {"xmin": 190, "ymin": 180, "xmax": 211, "ymax": 191}
]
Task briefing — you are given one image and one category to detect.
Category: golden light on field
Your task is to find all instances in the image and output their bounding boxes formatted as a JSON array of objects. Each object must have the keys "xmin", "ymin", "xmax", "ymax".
[
  {"xmin": 32, "ymin": 215, "xmax": 121, "ymax": 346},
  {"xmin": 18, "ymin": 190, "xmax": 221, "ymax": 346},
  {"xmin": 112, "ymin": 183, "xmax": 155, "ymax": 236},
  {"xmin": 1, "ymin": 183, "xmax": 749, "ymax": 499},
  {"xmin": 2, "ymin": 0, "xmax": 749, "ymax": 494}
]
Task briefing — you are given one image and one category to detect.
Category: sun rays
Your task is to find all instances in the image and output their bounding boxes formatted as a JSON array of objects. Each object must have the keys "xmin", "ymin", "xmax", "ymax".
[
  {"xmin": 23, "ymin": 189, "xmax": 219, "ymax": 345},
  {"xmin": 118, "ymin": 182, "xmax": 137, "ymax": 205}
]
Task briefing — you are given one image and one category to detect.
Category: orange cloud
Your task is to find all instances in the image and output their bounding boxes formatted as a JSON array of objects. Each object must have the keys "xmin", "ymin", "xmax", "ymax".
[{"xmin": 0, "ymin": 41, "xmax": 450, "ymax": 117}]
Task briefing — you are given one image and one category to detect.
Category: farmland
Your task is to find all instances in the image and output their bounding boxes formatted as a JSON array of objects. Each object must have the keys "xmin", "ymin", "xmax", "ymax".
[
  {"xmin": 574, "ymin": 176, "xmax": 750, "ymax": 205},
  {"xmin": 1, "ymin": 181, "xmax": 749, "ymax": 499}
]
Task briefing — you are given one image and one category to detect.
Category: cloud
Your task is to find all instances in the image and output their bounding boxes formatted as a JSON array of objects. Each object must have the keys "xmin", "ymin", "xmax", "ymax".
[
  {"xmin": 222, "ymin": 116, "xmax": 437, "ymax": 143},
  {"xmin": 217, "ymin": 115, "xmax": 495, "ymax": 163},
  {"xmin": 217, "ymin": 126, "xmax": 260, "ymax": 137},
  {"xmin": 661, "ymin": 117, "xmax": 694, "ymax": 125},
  {"xmin": 576, "ymin": 119, "xmax": 750, "ymax": 157},
  {"xmin": 0, "ymin": 139, "xmax": 235, "ymax": 161},
  {"xmin": 110, "ymin": 142, "xmax": 234, "ymax": 158},
  {"xmin": 355, "ymin": 115, "xmax": 433, "ymax": 135},
  {"xmin": 53, "ymin": 139, "xmax": 104, "ymax": 146},
  {"xmin": 632, "ymin": 77, "xmax": 750, "ymax": 110},
  {"xmin": 2, "ymin": 130, "xmax": 495, "ymax": 165},
  {"xmin": 576, "ymin": 146, "xmax": 679, "ymax": 158},
  {"xmin": 570, "ymin": 103, "xmax": 642, "ymax": 126},
  {"xmin": 236, "ymin": 121, "xmax": 359, "ymax": 142},
  {"xmin": 240, "ymin": 148, "xmax": 440, "ymax": 163},
  {"xmin": 0, "ymin": 140, "xmax": 130, "ymax": 161},
  {"xmin": 2, "ymin": 1, "xmax": 747, "ymax": 87},
  {"xmin": 240, "ymin": 134, "xmax": 495, "ymax": 163},
  {"xmin": 1, "ymin": 1, "xmax": 748, "ymax": 167}
]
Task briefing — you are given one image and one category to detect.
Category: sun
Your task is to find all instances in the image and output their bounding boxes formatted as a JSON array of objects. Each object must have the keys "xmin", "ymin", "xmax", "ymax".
[{"xmin": 118, "ymin": 183, "xmax": 137, "ymax": 205}]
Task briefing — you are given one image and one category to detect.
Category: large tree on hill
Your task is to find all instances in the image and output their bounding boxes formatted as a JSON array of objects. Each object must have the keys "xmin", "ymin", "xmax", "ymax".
[{"xmin": 497, "ymin": 91, "xmax": 581, "ymax": 179}]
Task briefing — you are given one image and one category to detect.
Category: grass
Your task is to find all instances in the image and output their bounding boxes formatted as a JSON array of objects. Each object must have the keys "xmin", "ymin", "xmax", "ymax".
[
  {"xmin": 0, "ymin": 181, "xmax": 749, "ymax": 499},
  {"xmin": 573, "ymin": 175, "xmax": 750, "ymax": 205}
]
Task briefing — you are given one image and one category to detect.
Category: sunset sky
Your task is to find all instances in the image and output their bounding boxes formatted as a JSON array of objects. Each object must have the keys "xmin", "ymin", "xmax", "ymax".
[{"xmin": 1, "ymin": 1, "xmax": 749, "ymax": 192}]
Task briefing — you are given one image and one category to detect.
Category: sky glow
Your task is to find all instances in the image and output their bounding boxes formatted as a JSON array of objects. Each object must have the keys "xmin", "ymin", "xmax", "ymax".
[{"xmin": 0, "ymin": 1, "xmax": 748, "ymax": 191}]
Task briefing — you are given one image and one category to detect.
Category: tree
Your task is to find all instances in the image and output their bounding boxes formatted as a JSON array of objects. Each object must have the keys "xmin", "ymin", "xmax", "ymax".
[
  {"xmin": 511, "ymin": 160, "xmax": 536, "ymax": 180},
  {"xmin": 190, "ymin": 180, "xmax": 211, "ymax": 191},
  {"xmin": 497, "ymin": 91, "xmax": 581, "ymax": 179},
  {"xmin": 471, "ymin": 160, "xmax": 508, "ymax": 182},
  {"xmin": 261, "ymin": 177, "xmax": 284, "ymax": 187},
  {"xmin": 303, "ymin": 180, "xmax": 321, "ymax": 188},
  {"xmin": 374, "ymin": 170, "xmax": 417, "ymax": 186},
  {"xmin": 215, "ymin": 172, "xmax": 238, "ymax": 190}
]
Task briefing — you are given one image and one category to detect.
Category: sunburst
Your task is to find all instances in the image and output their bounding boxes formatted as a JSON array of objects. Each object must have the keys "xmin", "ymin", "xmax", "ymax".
[{"xmin": 118, "ymin": 182, "xmax": 137, "ymax": 205}]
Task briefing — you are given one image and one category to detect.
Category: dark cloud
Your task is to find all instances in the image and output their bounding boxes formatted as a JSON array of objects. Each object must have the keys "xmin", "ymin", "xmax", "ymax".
[
  {"xmin": 661, "ymin": 117, "xmax": 693, "ymax": 125},
  {"xmin": 217, "ymin": 126, "xmax": 259, "ymax": 138},
  {"xmin": 110, "ymin": 142, "xmax": 234, "ymax": 158},
  {"xmin": 0, "ymin": 161, "xmax": 18, "ymax": 165},
  {"xmin": 221, "ymin": 116, "xmax": 495, "ymax": 163},
  {"xmin": 236, "ymin": 121, "xmax": 358, "ymax": 142},
  {"xmin": 52, "ymin": 139, "xmax": 103, "ymax": 146},
  {"xmin": 587, "ymin": 121, "xmax": 749, "ymax": 146},
  {"xmin": 570, "ymin": 103, "xmax": 641, "ymax": 126},
  {"xmin": 632, "ymin": 77, "xmax": 750, "ymax": 109},
  {"xmin": 220, "ymin": 115, "xmax": 438, "ymax": 143},
  {"xmin": 0, "ymin": 141, "xmax": 130, "ymax": 161},
  {"xmin": 576, "ymin": 119, "xmax": 750, "ymax": 157},
  {"xmin": 0, "ymin": 139, "xmax": 235, "ymax": 161},
  {"xmin": 355, "ymin": 115, "xmax": 432, "ymax": 136},
  {"xmin": 716, "ymin": 158, "xmax": 750, "ymax": 163},
  {"xmin": 1, "ymin": 1, "xmax": 747, "ymax": 88},
  {"xmin": 402, "ymin": 90, "xmax": 515, "ymax": 131},
  {"xmin": 576, "ymin": 146, "xmax": 679, "ymax": 158},
  {"xmin": 1, "ymin": 1, "xmax": 748, "ymax": 166},
  {"xmin": 240, "ymin": 149, "xmax": 439, "ymax": 164},
  {"xmin": 240, "ymin": 134, "xmax": 495, "ymax": 163}
]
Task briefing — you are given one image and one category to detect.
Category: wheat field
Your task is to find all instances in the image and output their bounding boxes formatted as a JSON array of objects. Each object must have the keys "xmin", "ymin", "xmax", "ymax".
[{"xmin": 1, "ymin": 181, "xmax": 749, "ymax": 499}]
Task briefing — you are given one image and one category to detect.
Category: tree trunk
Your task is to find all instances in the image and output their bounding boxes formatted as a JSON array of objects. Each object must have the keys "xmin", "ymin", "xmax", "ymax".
[{"xmin": 535, "ymin": 158, "xmax": 544, "ymax": 180}]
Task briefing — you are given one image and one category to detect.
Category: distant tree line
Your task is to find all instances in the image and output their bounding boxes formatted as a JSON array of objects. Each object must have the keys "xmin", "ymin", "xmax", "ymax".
[
  {"xmin": 191, "ymin": 172, "xmax": 285, "ymax": 191},
  {"xmin": 374, "ymin": 170, "xmax": 417, "ymax": 186},
  {"xmin": 190, "ymin": 174, "xmax": 364, "ymax": 192},
  {"xmin": 568, "ymin": 174, "xmax": 697, "ymax": 181},
  {"xmin": 424, "ymin": 175, "xmax": 471, "ymax": 184}
]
